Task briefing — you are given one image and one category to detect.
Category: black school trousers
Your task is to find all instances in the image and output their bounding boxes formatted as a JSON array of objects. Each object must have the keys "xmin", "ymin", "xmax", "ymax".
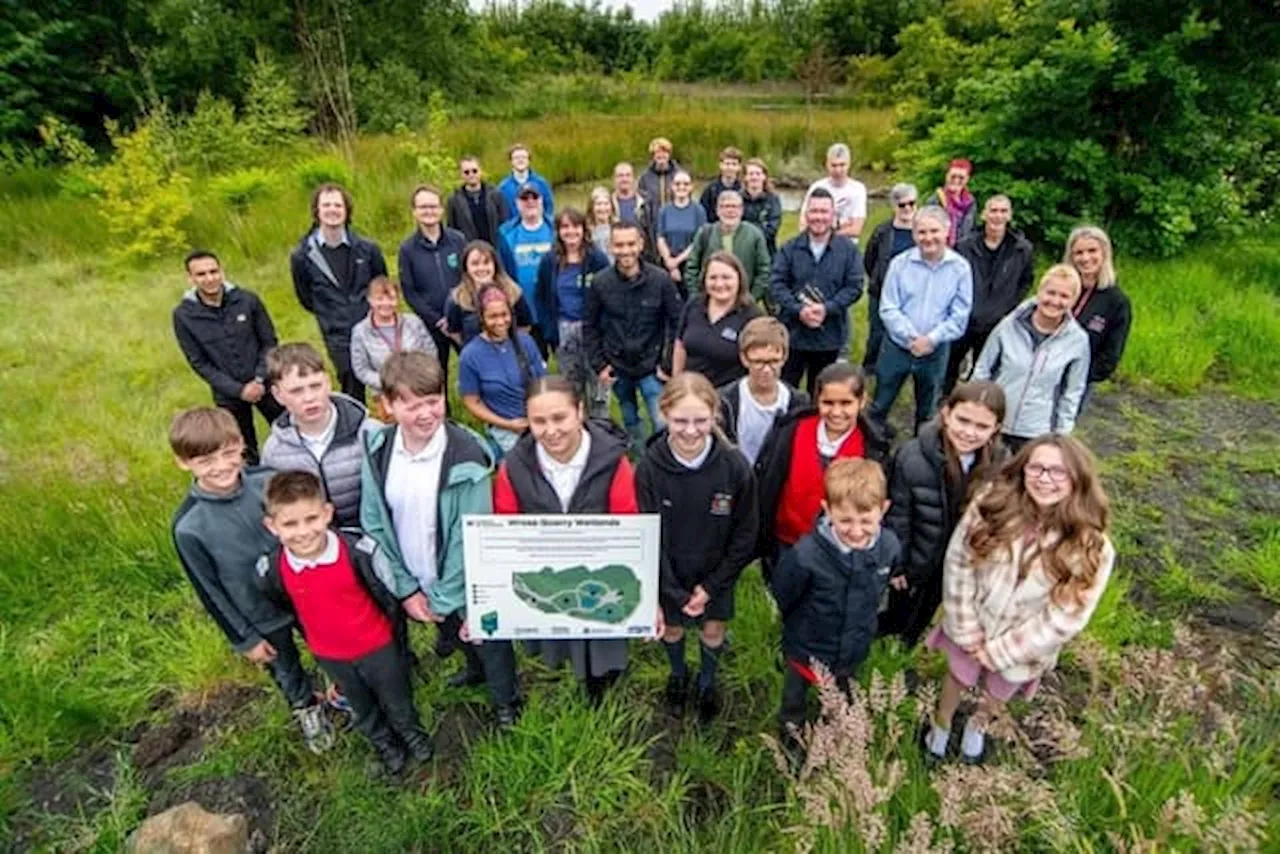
[
  {"xmin": 218, "ymin": 395, "xmax": 284, "ymax": 466},
  {"xmin": 316, "ymin": 640, "xmax": 430, "ymax": 752}
]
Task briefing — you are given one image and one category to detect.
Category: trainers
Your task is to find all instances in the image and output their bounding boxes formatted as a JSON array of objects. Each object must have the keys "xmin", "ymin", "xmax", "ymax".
[
  {"xmin": 293, "ymin": 703, "xmax": 335, "ymax": 754},
  {"xmin": 368, "ymin": 742, "xmax": 408, "ymax": 781},
  {"xmin": 664, "ymin": 673, "xmax": 689, "ymax": 716},
  {"xmin": 696, "ymin": 684, "xmax": 721, "ymax": 723},
  {"xmin": 494, "ymin": 702, "xmax": 522, "ymax": 728}
]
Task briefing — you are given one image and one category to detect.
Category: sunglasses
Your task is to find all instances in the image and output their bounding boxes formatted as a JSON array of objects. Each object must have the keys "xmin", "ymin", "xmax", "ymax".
[
  {"xmin": 462, "ymin": 168, "xmax": 479, "ymax": 175},
  {"xmin": 897, "ymin": 200, "xmax": 917, "ymax": 209}
]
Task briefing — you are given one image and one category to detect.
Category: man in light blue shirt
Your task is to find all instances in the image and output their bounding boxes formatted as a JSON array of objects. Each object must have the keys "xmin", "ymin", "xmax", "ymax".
[{"xmin": 870, "ymin": 206, "xmax": 973, "ymax": 433}]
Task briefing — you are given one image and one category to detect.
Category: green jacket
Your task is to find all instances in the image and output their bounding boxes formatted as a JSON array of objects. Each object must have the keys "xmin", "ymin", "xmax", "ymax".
[
  {"xmin": 685, "ymin": 220, "xmax": 772, "ymax": 299},
  {"xmin": 359, "ymin": 421, "xmax": 494, "ymax": 617}
]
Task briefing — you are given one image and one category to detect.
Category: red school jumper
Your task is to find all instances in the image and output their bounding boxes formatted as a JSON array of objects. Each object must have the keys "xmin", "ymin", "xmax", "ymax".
[
  {"xmin": 279, "ymin": 538, "xmax": 393, "ymax": 662},
  {"xmin": 773, "ymin": 415, "xmax": 865, "ymax": 547}
]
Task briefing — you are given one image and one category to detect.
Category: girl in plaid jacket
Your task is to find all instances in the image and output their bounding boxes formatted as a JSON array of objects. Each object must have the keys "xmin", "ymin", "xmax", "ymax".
[{"xmin": 923, "ymin": 434, "xmax": 1114, "ymax": 764}]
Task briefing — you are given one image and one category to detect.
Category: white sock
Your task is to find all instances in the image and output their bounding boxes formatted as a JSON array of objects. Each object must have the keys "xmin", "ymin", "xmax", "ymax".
[
  {"xmin": 927, "ymin": 724, "xmax": 949, "ymax": 756},
  {"xmin": 961, "ymin": 720, "xmax": 985, "ymax": 758}
]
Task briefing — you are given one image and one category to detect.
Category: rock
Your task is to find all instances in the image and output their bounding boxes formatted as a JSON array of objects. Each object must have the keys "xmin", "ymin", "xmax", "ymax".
[{"xmin": 127, "ymin": 802, "xmax": 249, "ymax": 854}]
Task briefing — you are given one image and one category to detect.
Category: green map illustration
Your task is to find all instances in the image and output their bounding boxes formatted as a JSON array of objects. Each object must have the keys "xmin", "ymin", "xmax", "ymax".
[{"xmin": 512, "ymin": 564, "xmax": 641, "ymax": 624}]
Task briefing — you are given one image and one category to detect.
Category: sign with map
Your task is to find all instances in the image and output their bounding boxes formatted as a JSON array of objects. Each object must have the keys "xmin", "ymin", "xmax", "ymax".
[{"xmin": 462, "ymin": 514, "xmax": 661, "ymax": 641}]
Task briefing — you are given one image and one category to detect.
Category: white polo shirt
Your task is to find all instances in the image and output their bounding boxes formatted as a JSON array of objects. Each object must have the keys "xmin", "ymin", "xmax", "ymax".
[{"xmin": 384, "ymin": 425, "xmax": 448, "ymax": 590}]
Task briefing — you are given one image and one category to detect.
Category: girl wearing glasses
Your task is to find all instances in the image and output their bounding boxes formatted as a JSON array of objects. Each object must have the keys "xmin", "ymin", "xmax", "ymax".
[
  {"xmin": 923, "ymin": 435, "xmax": 1114, "ymax": 765},
  {"xmin": 636, "ymin": 372, "xmax": 758, "ymax": 722},
  {"xmin": 972, "ymin": 264, "xmax": 1091, "ymax": 453},
  {"xmin": 671, "ymin": 252, "xmax": 762, "ymax": 388}
]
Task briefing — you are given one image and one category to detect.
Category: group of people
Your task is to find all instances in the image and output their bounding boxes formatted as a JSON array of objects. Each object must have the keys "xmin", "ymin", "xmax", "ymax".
[{"xmin": 167, "ymin": 139, "xmax": 1122, "ymax": 779}]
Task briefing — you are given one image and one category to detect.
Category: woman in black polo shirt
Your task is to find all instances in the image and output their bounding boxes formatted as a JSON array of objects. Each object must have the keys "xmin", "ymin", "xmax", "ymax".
[{"xmin": 671, "ymin": 251, "xmax": 761, "ymax": 388}]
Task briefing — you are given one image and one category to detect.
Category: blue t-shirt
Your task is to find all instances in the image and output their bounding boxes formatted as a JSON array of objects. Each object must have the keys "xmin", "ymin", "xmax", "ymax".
[
  {"xmin": 658, "ymin": 202, "xmax": 707, "ymax": 256},
  {"xmin": 891, "ymin": 226, "xmax": 915, "ymax": 259},
  {"xmin": 556, "ymin": 262, "xmax": 587, "ymax": 322},
  {"xmin": 503, "ymin": 222, "xmax": 554, "ymax": 320},
  {"xmin": 457, "ymin": 332, "xmax": 547, "ymax": 420},
  {"xmin": 616, "ymin": 196, "xmax": 639, "ymax": 225}
]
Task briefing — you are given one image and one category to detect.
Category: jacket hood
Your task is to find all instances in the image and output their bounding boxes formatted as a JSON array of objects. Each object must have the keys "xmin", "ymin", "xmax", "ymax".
[
  {"xmin": 268, "ymin": 393, "xmax": 368, "ymax": 448},
  {"xmin": 640, "ymin": 430, "xmax": 729, "ymax": 476},
  {"xmin": 181, "ymin": 282, "xmax": 240, "ymax": 304}
]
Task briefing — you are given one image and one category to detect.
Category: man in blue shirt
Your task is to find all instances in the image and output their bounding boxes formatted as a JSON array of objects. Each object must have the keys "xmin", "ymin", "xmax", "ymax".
[
  {"xmin": 498, "ymin": 184, "xmax": 555, "ymax": 356},
  {"xmin": 870, "ymin": 206, "xmax": 973, "ymax": 433},
  {"xmin": 497, "ymin": 144, "xmax": 555, "ymax": 218}
]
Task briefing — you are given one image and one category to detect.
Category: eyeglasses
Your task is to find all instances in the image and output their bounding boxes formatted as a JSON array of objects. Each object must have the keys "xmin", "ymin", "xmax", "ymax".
[
  {"xmin": 1026, "ymin": 463, "xmax": 1071, "ymax": 483},
  {"xmin": 897, "ymin": 200, "xmax": 917, "ymax": 209},
  {"xmin": 462, "ymin": 168, "xmax": 479, "ymax": 175},
  {"xmin": 669, "ymin": 417, "xmax": 713, "ymax": 431},
  {"xmin": 745, "ymin": 357, "xmax": 784, "ymax": 370}
]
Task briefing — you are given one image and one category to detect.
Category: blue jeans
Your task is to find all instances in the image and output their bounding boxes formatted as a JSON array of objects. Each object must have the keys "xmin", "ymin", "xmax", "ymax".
[
  {"xmin": 612, "ymin": 372, "xmax": 664, "ymax": 444},
  {"xmin": 871, "ymin": 340, "xmax": 950, "ymax": 431}
]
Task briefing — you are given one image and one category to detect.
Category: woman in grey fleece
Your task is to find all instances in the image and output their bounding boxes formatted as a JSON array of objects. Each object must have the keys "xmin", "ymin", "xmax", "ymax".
[
  {"xmin": 350, "ymin": 277, "xmax": 437, "ymax": 405},
  {"xmin": 972, "ymin": 264, "xmax": 1091, "ymax": 452}
]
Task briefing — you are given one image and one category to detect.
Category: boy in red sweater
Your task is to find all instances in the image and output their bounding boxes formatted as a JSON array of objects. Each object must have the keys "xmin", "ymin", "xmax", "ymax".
[
  {"xmin": 257, "ymin": 471, "xmax": 432, "ymax": 779},
  {"xmin": 755, "ymin": 362, "xmax": 889, "ymax": 577}
]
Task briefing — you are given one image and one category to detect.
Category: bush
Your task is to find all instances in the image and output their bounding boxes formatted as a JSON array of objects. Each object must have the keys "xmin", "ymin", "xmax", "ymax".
[
  {"xmin": 352, "ymin": 60, "xmax": 427, "ymax": 134},
  {"xmin": 174, "ymin": 92, "xmax": 256, "ymax": 174},
  {"xmin": 93, "ymin": 118, "xmax": 191, "ymax": 262},
  {"xmin": 293, "ymin": 155, "xmax": 353, "ymax": 190},
  {"xmin": 208, "ymin": 168, "xmax": 276, "ymax": 212},
  {"xmin": 241, "ymin": 49, "xmax": 310, "ymax": 148}
]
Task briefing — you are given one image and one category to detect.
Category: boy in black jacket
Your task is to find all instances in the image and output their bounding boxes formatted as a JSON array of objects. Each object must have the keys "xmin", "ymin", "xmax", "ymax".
[
  {"xmin": 771, "ymin": 458, "xmax": 899, "ymax": 737},
  {"xmin": 258, "ymin": 471, "xmax": 431, "ymax": 779},
  {"xmin": 173, "ymin": 250, "xmax": 283, "ymax": 464},
  {"xmin": 169, "ymin": 408, "xmax": 333, "ymax": 754}
]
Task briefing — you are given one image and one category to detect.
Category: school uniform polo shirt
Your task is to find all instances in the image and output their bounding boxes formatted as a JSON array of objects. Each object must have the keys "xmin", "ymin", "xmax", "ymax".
[
  {"xmin": 384, "ymin": 426, "xmax": 447, "ymax": 591},
  {"xmin": 676, "ymin": 300, "xmax": 761, "ymax": 388}
]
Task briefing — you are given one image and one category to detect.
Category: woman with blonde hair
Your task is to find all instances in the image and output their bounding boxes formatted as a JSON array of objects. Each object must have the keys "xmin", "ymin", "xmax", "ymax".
[
  {"xmin": 972, "ymin": 264, "xmax": 1091, "ymax": 452},
  {"xmin": 1063, "ymin": 225, "xmax": 1132, "ymax": 390},
  {"xmin": 923, "ymin": 434, "xmax": 1114, "ymax": 764},
  {"xmin": 444, "ymin": 240, "xmax": 534, "ymax": 348},
  {"xmin": 586, "ymin": 186, "xmax": 616, "ymax": 262}
]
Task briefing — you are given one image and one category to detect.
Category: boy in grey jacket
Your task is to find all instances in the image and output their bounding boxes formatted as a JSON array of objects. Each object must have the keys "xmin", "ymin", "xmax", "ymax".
[
  {"xmin": 972, "ymin": 265, "xmax": 1091, "ymax": 450},
  {"xmin": 169, "ymin": 407, "xmax": 334, "ymax": 753},
  {"xmin": 262, "ymin": 343, "xmax": 381, "ymax": 528}
]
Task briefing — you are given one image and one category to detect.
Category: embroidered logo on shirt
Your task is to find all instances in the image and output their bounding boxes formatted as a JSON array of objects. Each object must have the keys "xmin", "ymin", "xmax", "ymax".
[
  {"xmin": 447, "ymin": 253, "xmax": 458, "ymax": 269},
  {"xmin": 255, "ymin": 554, "xmax": 270, "ymax": 578},
  {"xmin": 1087, "ymin": 316, "xmax": 1107, "ymax": 333},
  {"xmin": 710, "ymin": 493, "xmax": 733, "ymax": 515},
  {"xmin": 720, "ymin": 327, "xmax": 739, "ymax": 342}
]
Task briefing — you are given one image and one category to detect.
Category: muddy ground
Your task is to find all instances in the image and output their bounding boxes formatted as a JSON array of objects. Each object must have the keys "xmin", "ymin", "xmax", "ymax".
[{"xmin": 8, "ymin": 385, "xmax": 1278, "ymax": 851}]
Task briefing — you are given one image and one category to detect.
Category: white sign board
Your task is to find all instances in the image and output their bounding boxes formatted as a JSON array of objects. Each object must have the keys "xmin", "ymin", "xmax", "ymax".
[{"xmin": 462, "ymin": 514, "xmax": 661, "ymax": 641}]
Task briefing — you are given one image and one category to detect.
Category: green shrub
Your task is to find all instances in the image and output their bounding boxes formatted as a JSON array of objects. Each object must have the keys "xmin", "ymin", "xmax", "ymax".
[
  {"xmin": 352, "ymin": 60, "xmax": 427, "ymax": 134},
  {"xmin": 241, "ymin": 49, "xmax": 310, "ymax": 148},
  {"xmin": 209, "ymin": 168, "xmax": 277, "ymax": 211},
  {"xmin": 293, "ymin": 155, "xmax": 353, "ymax": 190},
  {"xmin": 174, "ymin": 92, "xmax": 257, "ymax": 174},
  {"xmin": 93, "ymin": 118, "xmax": 191, "ymax": 263}
]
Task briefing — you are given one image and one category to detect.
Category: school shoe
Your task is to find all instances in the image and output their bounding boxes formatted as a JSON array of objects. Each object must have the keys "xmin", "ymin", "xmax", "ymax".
[
  {"xmin": 368, "ymin": 739, "xmax": 409, "ymax": 781},
  {"xmin": 446, "ymin": 667, "xmax": 487, "ymax": 689},
  {"xmin": 403, "ymin": 733, "xmax": 436, "ymax": 766},
  {"xmin": 918, "ymin": 721, "xmax": 947, "ymax": 769},
  {"xmin": 664, "ymin": 673, "xmax": 690, "ymax": 716},
  {"xmin": 494, "ymin": 701, "xmax": 522, "ymax": 729},
  {"xmin": 696, "ymin": 684, "xmax": 721, "ymax": 724},
  {"xmin": 293, "ymin": 703, "xmax": 336, "ymax": 755}
]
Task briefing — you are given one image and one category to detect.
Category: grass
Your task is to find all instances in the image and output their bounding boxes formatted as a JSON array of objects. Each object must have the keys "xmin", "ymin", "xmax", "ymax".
[{"xmin": 2, "ymin": 108, "xmax": 1280, "ymax": 850}]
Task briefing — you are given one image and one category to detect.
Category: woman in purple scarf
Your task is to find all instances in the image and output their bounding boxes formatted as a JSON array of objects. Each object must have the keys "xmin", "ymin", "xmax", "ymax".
[{"xmin": 935, "ymin": 158, "xmax": 977, "ymax": 247}]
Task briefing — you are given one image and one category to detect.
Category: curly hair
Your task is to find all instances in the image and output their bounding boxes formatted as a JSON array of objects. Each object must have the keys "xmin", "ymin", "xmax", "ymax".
[{"xmin": 966, "ymin": 435, "xmax": 1110, "ymax": 610}]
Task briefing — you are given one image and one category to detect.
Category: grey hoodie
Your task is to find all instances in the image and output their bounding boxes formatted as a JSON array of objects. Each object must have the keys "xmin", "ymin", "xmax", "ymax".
[
  {"xmin": 972, "ymin": 299, "xmax": 1091, "ymax": 438},
  {"xmin": 261, "ymin": 393, "xmax": 380, "ymax": 527},
  {"xmin": 171, "ymin": 467, "xmax": 288, "ymax": 653}
]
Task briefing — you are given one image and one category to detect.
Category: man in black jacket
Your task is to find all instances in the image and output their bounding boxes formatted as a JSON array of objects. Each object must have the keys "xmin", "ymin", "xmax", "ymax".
[
  {"xmin": 289, "ymin": 183, "xmax": 388, "ymax": 402},
  {"xmin": 173, "ymin": 249, "xmax": 283, "ymax": 464},
  {"xmin": 584, "ymin": 222, "xmax": 682, "ymax": 448},
  {"xmin": 860, "ymin": 183, "xmax": 918, "ymax": 372},
  {"xmin": 399, "ymin": 184, "xmax": 468, "ymax": 385},
  {"xmin": 947, "ymin": 194, "xmax": 1034, "ymax": 393},
  {"xmin": 446, "ymin": 156, "xmax": 510, "ymax": 245}
]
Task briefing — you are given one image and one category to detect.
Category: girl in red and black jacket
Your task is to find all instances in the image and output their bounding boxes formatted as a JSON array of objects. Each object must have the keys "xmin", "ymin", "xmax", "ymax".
[
  {"xmin": 635, "ymin": 372, "xmax": 758, "ymax": 722},
  {"xmin": 492, "ymin": 375, "xmax": 640, "ymax": 704},
  {"xmin": 755, "ymin": 362, "xmax": 889, "ymax": 575}
]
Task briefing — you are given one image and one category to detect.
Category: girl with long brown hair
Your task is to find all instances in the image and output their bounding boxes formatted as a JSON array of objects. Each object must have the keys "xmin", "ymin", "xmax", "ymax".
[
  {"xmin": 444, "ymin": 240, "xmax": 534, "ymax": 348},
  {"xmin": 923, "ymin": 434, "xmax": 1114, "ymax": 764}
]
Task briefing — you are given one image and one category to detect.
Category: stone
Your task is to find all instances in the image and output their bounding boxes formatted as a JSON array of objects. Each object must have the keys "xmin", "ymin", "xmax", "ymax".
[{"xmin": 127, "ymin": 801, "xmax": 249, "ymax": 854}]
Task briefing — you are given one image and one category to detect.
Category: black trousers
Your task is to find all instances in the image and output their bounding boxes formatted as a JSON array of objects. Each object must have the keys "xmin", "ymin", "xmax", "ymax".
[
  {"xmin": 943, "ymin": 325, "xmax": 993, "ymax": 396},
  {"xmin": 428, "ymin": 325, "xmax": 457, "ymax": 415},
  {"xmin": 218, "ymin": 395, "xmax": 284, "ymax": 466},
  {"xmin": 782, "ymin": 348, "xmax": 840, "ymax": 394},
  {"xmin": 261, "ymin": 625, "xmax": 316, "ymax": 710},
  {"xmin": 862, "ymin": 294, "xmax": 885, "ymax": 372},
  {"xmin": 435, "ymin": 611, "xmax": 519, "ymax": 707},
  {"xmin": 320, "ymin": 331, "xmax": 365, "ymax": 404},
  {"xmin": 316, "ymin": 641, "xmax": 430, "ymax": 753},
  {"xmin": 878, "ymin": 577, "xmax": 943, "ymax": 648},
  {"xmin": 779, "ymin": 662, "xmax": 855, "ymax": 729}
]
